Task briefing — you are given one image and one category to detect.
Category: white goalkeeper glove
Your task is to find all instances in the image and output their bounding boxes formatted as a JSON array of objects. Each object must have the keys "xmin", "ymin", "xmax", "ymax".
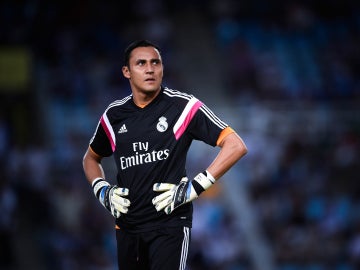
[
  {"xmin": 92, "ymin": 178, "xmax": 130, "ymax": 218},
  {"xmin": 152, "ymin": 171, "xmax": 216, "ymax": 214}
]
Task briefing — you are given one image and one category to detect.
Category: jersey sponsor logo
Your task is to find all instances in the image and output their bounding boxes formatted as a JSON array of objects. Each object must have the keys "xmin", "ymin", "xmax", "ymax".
[
  {"xmin": 118, "ymin": 124, "xmax": 128, "ymax": 134},
  {"xmin": 119, "ymin": 141, "xmax": 170, "ymax": 170},
  {"xmin": 156, "ymin": 116, "xmax": 168, "ymax": 132}
]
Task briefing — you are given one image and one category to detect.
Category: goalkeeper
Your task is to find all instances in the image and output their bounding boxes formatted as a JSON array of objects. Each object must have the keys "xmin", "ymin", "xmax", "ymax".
[{"xmin": 82, "ymin": 40, "xmax": 247, "ymax": 270}]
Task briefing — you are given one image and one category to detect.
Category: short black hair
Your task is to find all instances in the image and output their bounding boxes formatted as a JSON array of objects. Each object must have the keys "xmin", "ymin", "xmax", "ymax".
[{"xmin": 123, "ymin": 40, "xmax": 161, "ymax": 67}]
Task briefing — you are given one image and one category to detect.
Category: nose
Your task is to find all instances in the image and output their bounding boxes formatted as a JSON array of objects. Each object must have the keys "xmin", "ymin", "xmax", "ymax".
[{"xmin": 145, "ymin": 63, "xmax": 154, "ymax": 73}]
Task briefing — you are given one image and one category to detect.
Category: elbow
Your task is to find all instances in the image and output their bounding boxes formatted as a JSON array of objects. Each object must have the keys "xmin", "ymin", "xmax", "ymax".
[
  {"xmin": 221, "ymin": 133, "xmax": 248, "ymax": 160},
  {"xmin": 237, "ymin": 140, "xmax": 248, "ymax": 159},
  {"xmin": 82, "ymin": 153, "xmax": 88, "ymax": 169},
  {"xmin": 233, "ymin": 133, "xmax": 247, "ymax": 159},
  {"xmin": 226, "ymin": 137, "xmax": 248, "ymax": 162},
  {"xmin": 82, "ymin": 152, "xmax": 89, "ymax": 171},
  {"xmin": 241, "ymin": 143, "xmax": 248, "ymax": 156},
  {"xmin": 83, "ymin": 147, "xmax": 102, "ymax": 169}
]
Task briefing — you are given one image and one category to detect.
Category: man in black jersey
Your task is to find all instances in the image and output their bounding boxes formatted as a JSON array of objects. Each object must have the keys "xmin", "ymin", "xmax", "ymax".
[{"xmin": 83, "ymin": 40, "xmax": 247, "ymax": 270}]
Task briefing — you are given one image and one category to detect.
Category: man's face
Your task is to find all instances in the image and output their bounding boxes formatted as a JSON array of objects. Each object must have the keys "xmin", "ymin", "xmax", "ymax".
[{"xmin": 122, "ymin": 46, "xmax": 163, "ymax": 95}]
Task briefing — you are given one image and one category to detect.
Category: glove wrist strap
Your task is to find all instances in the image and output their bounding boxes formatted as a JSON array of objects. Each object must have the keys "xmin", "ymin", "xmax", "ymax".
[
  {"xmin": 192, "ymin": 170, "xmax": 216, "ymax": 196},
  {"xmin": 92, "ymin": 177, "xmax": 110, "ymax": 199}
]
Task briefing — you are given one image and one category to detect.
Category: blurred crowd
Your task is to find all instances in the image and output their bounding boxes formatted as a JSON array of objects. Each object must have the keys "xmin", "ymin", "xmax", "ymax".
[{"xmin": 0, "ymin": 1, "xmax": 359, "ymax": 270}]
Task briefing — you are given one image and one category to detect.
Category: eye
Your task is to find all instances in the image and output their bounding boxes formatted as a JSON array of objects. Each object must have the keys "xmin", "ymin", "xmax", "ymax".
[
  {"xmin": 136, "ymin": 60, "xmax": 146, "ymax": 66},
  {"xmin": 152, "ymin": 59, "xmax": 161, "ymax": 65}
]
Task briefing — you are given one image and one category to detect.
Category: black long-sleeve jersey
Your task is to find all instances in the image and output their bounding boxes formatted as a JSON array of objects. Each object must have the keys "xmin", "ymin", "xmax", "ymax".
[{"xmin": 89, "ymin": 87, "xmax": 228, "ymax": 233}]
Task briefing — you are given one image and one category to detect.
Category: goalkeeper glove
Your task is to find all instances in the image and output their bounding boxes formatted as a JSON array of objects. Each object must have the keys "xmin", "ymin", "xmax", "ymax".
[
  {"xmin": 92, "ymin": 178, "xmax": 130, "ymax": 218},
  {"xmin": 152, "ymin": 171, "xmax": 215, "ymax": 214}
]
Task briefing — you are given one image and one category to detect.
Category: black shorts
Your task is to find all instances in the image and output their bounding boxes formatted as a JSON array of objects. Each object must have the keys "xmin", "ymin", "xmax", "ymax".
[{"xmin": 116, "ymin": 226, "xmax": 191, "ymax": 270}]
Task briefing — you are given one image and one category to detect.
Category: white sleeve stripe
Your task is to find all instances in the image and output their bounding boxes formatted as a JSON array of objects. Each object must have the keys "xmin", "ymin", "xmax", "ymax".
[
  {"xmin": 200, "ymin": 104, "xmax": 228, "ymax": 129},
  {"xmin": 163, "ymin": 88, "xmax": 192, "ymax": 100},
  {"xmin": 89, "ymin": 120, "xmax": 101, "ymax": 145},
  {"xmin": 106, "ymin": 95, "xmax": 132, "ymax": 109},
  {"xmin": 100, "ymin": 113, "xmax": 116, "ymax": 152},
  {"xmin": 164, "ymin": 87, "xmax": 227, "ymax": 130},
  {"xmin": 90, "ymin": 96, "xmax": 131, "ymax": 148},
  {"xmin": 173, "ymin": 97, "xmax": 202, "ymax": 139}
]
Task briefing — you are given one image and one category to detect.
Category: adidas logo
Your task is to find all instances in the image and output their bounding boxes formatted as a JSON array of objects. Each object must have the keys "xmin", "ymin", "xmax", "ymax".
[{"xmin": 118, "ymin": 124, "xmax": 128, "ymax": 134}]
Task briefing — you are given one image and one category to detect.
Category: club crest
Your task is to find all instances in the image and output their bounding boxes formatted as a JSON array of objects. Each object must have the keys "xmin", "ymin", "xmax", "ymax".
[{"xmin": 156, "ymin": 116, "xmax": 168, "ymax": 132}]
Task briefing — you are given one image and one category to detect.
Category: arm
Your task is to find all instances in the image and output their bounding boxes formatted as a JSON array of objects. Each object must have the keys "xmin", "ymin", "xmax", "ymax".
[
  {"xmin": 153, "ymin": 130, "xmax": 247, "ymax": 214},
  {"xmin": 83, "ymin": 146, "xmax": 106, "ymax": 184},
  {"xmin": 207, "ymin": 132, "xmax": 248, "ymax": 180},
  {"xmin": 83, "ymin": 146, "xmax": 130, "ymax": 218}
]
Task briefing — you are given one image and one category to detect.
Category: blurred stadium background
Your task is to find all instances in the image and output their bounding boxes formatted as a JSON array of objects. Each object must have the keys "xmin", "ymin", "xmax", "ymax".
[{"xmin": 0, "ymin": 0, "xmax": 359, "ymax": 269}]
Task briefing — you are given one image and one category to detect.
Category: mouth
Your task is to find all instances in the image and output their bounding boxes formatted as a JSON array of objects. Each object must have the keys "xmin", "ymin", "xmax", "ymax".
[{"xmin": 145, "ymin": 78, "xmax": 155, "ymax": 82}]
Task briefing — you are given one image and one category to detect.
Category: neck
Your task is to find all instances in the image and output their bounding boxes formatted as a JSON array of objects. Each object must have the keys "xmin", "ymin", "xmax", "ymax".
[{"xmin": 132, "ymin": 88, "xmax": 161, "ymax": 108}]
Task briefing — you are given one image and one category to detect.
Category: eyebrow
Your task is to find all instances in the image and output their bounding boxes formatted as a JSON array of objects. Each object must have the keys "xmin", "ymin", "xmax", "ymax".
[{"xmin": 135, "ymin": 58, "xmax": 161, "ymax": 63}]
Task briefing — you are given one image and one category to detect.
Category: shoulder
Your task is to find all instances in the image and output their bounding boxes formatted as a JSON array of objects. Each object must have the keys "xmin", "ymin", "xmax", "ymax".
[
  {"xmin": 105, "ymin": 95, "xmax": 133, "ymax": 113},
  {"xmin": 162, "ymin": 87, "xmax": 202, "ymax": 109},
  {"xmin": 107, "ymin": 95, "xmax": 133, "ymax": 110},
  {"xmin": 100, "ymin": 95, "xmax": 134, "ymax": 124},
  {"xmin": 163, "ymin": 87, "xmax": 194, "ymax": 102}
]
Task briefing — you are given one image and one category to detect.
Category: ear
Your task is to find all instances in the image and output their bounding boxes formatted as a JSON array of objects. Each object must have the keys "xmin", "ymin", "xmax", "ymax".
[{"xmin": 122, "ymin": 66, "xmax": 130, "ymax": 79}]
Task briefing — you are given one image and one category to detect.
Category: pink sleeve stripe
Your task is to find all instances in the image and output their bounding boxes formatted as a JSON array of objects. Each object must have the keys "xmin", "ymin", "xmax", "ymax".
[
  {"xmin": 173, "ymin": 98, "xmax": 203, "ymax": 140},
  {"xmin": 100, "ymin": 114, "xmax": 116, "ymax": 152}
]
